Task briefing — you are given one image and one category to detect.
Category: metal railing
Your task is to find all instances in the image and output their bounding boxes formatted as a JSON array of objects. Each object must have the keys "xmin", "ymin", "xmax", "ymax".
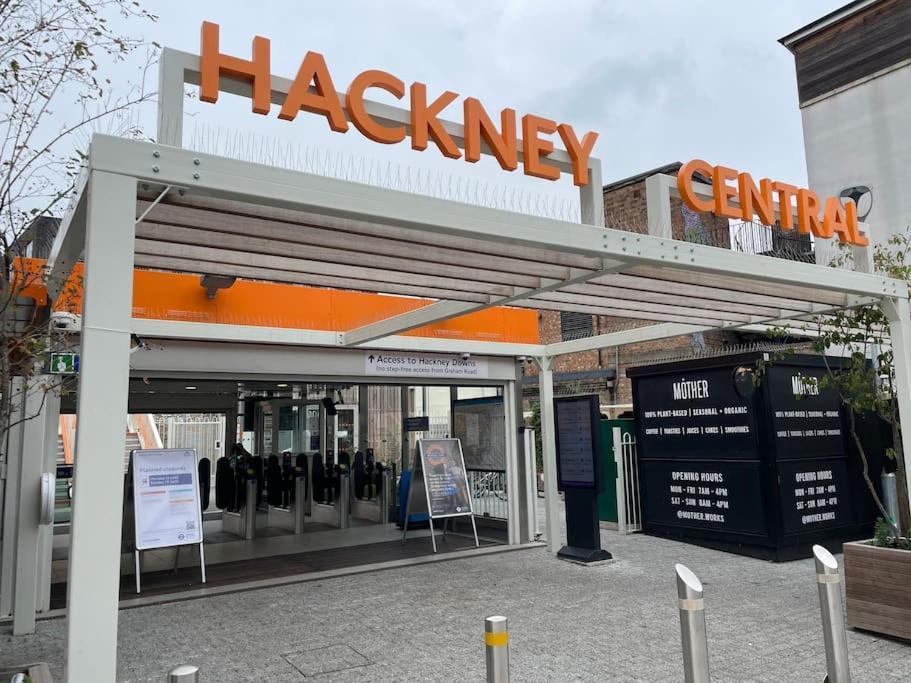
[
  {"xmin": 468, "ymin": 469, "xmax": 508, "ymax": 520},
  {"xmin": 613, "ymin": 428, "xmax": 641, "ymax": 534}
]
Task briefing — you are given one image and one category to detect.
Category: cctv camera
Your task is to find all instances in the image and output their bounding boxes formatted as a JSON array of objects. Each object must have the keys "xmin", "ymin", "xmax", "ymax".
[
  {"xmin": 461, "ymin": 353, "xmax": 471, "ymax": 361},
  {"xmin": 49, "ymin": 311, "xmax": 80, "ymax": 333}
]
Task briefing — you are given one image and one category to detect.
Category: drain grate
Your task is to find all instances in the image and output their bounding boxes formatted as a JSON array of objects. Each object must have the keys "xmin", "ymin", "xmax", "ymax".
[{"xmin": 283, "ymin": 644, "xmax": 373, "ymax": 678}]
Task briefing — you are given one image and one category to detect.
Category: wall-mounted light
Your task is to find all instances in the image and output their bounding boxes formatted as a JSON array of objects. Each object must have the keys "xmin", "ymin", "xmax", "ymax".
[{"xmin": 200, "ymin": 274, "xmax": 237, "ymax": 299}]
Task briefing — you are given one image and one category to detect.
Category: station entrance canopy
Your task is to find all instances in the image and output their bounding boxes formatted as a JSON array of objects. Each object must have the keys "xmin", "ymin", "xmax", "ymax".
[{"xmin": 43, "ymin": 25, "xmax": 911, "ymax": 682}]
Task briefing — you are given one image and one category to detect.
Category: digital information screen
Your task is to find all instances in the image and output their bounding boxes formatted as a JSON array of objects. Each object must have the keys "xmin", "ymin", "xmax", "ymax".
[{"xmin": 555, "ymin": 396, "xmax": 598, "ymax": 489}]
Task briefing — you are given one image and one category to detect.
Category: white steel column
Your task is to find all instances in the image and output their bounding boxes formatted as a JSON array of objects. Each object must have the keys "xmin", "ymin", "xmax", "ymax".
[
  {"xmin": 0, "ymin": 378, "xmax": 27, "ymax": 618},
  {"xmin": 66, "ymin": 170, "xmax": 137, "ymax": 682},
  {"xmin": 883, "ymin": 296, "xmax": 911, "ymax": 514},
  {"xmin": 535, "ymin": 357, "xmax": 562, "ymax": 553},
  {"xmin": 503, "ymin": 379, "xmax": 521, "ymax": 545},
  {"xmin": 13, "ymin": 378, "xmax": 55, "ymax": 634},
  {"xmin": 36, "ymin": 388, "xmax": 61, "ymax": 613},
  {"xmin": 579, "ymin": 158, "xmax": 605, "ymax": 227}
]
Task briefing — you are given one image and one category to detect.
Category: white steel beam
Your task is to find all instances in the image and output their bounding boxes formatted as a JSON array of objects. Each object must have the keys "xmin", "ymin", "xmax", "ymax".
[
  {"xmin": 66, "ymin": 171, "xmax": 137, "ymax": 682},
  {"xmin": 130, "ymin": 318, "xmax": 546, "ymax": 357},
  {"xmin": 12, "ymin": 379, "xmax": 53, "ymax": 635},
  {"xmin": 503, "ymin": 379, "xmax": 521, "ymax": 545},
  {"xmin": 46, "ymin": 169, "xmax": 88, "ymax": 302},
  {"xmin": 343, "ymin": 261, "xmax": 622, "ymax": 346},
  {"xmin": 0, "ymin": 379, "xmax": 26, "ymax": 619},
  {"xmin": 542, "ymin": 293, "xmax": 879, "ymax": 358},
  {"xmin": 546, "ymin": 323, "xmax": 707, "ymax": 357},
  {"xmin": 536, "ymin": 356, "xmax": 562, "ymax": 554},
  {"xmin": 88, "ymin": 135, "xmax": 906, "ymax": 301},
  {"xmin": 36, "ymin": 388, "xmax": 60, "ymax": 613}
]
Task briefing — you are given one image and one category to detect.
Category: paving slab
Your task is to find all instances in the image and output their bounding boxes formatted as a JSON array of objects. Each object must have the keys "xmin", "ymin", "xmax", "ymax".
[{"xmin": 2, "ymin": 517, "xmax": 910, "ymax": 681}]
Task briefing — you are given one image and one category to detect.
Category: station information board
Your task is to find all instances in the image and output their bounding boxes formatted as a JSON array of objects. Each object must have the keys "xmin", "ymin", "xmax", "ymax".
[
  {"xmin": 554, "ymin": 395, "xmax": 600, "ymax": 489},
  {"xmin": 132, "ymin": 448, "xmax": 203, "ymax": 551}
]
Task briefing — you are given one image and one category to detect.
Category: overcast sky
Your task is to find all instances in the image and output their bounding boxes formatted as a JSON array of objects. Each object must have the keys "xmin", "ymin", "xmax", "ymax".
[{"xmin": 102, "ymin": 0, "xmax": 848, "ymax": 206}]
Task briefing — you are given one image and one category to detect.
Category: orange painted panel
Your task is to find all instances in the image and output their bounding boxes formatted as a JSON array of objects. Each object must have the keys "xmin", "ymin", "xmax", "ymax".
[{"xmin": 18, "ymin": 259, "xmax": 538, "ymax": 343}]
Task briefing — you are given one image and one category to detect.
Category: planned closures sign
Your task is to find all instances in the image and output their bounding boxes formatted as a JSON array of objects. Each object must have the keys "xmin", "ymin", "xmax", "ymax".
[
  {"xmin": 132, "ymin": 448, "xmax": 203, "ymax": 551},
  {"xmin": 417, "ymin": 439, "xmax": 473, "ymax": 517}
]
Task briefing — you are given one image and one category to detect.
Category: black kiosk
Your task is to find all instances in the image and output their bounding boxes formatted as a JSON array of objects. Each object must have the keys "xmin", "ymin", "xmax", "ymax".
[
  {"xmin": 554, "ymin": 394, "xmax": 612, "ymax": 563},
  {"xmin": 629, "ymin": 353, "xmax": 882, "ymax": 561}
]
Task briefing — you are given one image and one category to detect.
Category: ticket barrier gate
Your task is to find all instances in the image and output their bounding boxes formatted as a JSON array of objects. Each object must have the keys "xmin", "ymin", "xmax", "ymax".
[
  {"xmin": 310, "ymin": 451, "xmax": 352, "ymax": 529},
  {"xmin": 223, "ymin": 478, "xmax": 258, "ymax": 540},
  {"xmin": 351, "ymin": 449, "xmax": 391, "ymax": 524},
  {"xmin": 266, "ymin": 465, "xmax": 309, "ymax": 535}
]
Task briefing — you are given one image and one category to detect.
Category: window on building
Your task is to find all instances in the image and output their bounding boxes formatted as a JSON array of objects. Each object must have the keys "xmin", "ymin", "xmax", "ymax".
[{"xmin": 560, "ymin": 312, "xmax": 594, "ymax": 341}]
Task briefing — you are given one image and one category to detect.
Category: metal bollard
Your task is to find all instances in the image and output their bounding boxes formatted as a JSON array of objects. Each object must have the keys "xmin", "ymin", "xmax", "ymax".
[
  {"xmin": 881, "ymin": 471, "xmax": 899, "ymax": 529},
  {"xmin": 675, "ymin": 564, "xmax": 709, "ymax": 683},
  {"xmin": 484, "ymin": 615, "xmax": 509, "ymax": 683},
  {"xmin": 244, "ymin": 478, "xmax": 257, "ymax": 540},
  {"xmin": 381, "ymin": 469, "xmax": 392, "ymax": 525},
  {"xmin": 813, "ymin": 545, "xmax": 851, "ymax": 683},
  {"xmin": 167, "ymin": 664, "xmax": 199, "ymax": 682},
  {"xmin": 294, "ymin": 475, "xmax": 306, "ymax": 534},
  {"xmin": 339, "ymin": 472, "xmax": 350, "ymax": 529}
]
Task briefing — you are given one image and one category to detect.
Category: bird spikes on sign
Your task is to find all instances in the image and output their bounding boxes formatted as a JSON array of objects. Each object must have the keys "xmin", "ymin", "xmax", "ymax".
[{"xmin": 182, "ymin": 120, "xmax": 582, "ymax": 223}]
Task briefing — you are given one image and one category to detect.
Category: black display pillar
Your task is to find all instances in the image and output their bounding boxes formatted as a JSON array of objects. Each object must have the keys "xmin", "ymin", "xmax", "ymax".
[
  {"xmin": 559, "ymin": 488, "xmax": 611, "ymax": 562},
  {"xmin": 554, "ymin": 395, "xmax": 612, "ymax": 563}
]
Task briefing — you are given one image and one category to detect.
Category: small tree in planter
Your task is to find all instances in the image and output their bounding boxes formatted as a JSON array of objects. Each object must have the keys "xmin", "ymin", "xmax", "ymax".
[{"xmin": 767, "ymin": 232, "xmax": 911, "ymax": 640}]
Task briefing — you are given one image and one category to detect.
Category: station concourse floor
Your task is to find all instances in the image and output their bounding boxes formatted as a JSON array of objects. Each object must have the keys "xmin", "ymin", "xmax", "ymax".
[
  {"xmin": 47, "ymin": 510, "xmax": 503, "ymax": 606},
  {"xmin": 3, "ymin": 500, "xmax": 910, "ymax": 681}
]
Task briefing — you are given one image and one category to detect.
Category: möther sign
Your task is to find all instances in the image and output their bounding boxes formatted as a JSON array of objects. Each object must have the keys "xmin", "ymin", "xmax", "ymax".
[
  {"xmin": 677, "ymin": 159, "xmax": 869, "ymax": 246},
  {"xmin": 199, "ymin": 21, "xmax": 598, "ymax": 186}
]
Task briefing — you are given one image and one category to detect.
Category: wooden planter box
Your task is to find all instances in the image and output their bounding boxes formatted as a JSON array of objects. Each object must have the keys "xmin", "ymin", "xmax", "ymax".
[
  {"xmin": 844, "ymin": 540, "xmax": 911, "ymax": 641},
  {"xmin": 0, "ymin": 662, "xmax": 53, "ymax": 682}
]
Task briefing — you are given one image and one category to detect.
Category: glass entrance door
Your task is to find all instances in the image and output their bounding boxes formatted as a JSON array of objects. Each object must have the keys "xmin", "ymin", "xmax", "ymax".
[
  {"xmin": 272, "ymin": 400, "xmax": 322, "ymax": 455},
  {"xmin": 333, "ymin": 404, "xmax": 358, "ymax": 456}
]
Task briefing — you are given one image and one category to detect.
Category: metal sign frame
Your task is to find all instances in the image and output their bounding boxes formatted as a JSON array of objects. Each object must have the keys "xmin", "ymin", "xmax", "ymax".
[
  {"xmin": 130, "ymin": 448, "xmax": 207, "ymax": 594},
  {"xmin": 401, "ymin": 438, "xmax": 479, "ymax": 552}
]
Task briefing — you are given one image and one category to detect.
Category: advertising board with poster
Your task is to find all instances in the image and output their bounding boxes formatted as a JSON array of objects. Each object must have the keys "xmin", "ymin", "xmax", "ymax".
[
  {"xmin": 131, "ymin": 448, "xmax": 206, "ymax": 592},
  {"xmin": 401, "ymin": 438, "xmax": 479, "ymax": 552}
]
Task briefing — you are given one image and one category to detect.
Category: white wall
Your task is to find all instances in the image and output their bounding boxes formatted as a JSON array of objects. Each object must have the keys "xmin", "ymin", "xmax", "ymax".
[{"xmin": 801, "ymin": 63, "xmax": 911, "ymax": 267}]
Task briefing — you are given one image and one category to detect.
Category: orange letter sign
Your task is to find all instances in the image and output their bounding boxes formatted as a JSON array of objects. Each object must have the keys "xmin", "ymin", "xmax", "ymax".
[
  {"xmin": 346, "ymin": 70, "xmax": 406, "ymax": 144},
  {"xmin": 677, "ymin": 160, "xmax": 714, "ymax": 212},
  {"xmin": 522, "ymin": 115, "xmax": 560, "ymax": 181},
  {"xmin": 556, "ymin": 124, "xmax": 598, "ymax": 187},
  {"xmin": 410, "ymin": 83, "xmax": 461, "ymax": 159},
  {"xmin": 200, "ymin": 21, "xmax": 271, "ymax": 114},
  {"xmin": 279, "ymin": 51, "xmax": 348, "ymax": 132},
  {"xmin": 463, "ymin": 98, "xmax": 517, "ymax": 171}
]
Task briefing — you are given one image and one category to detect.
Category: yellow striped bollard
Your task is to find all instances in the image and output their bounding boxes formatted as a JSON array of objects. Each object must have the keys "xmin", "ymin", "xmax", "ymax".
[{"xmin": 484, "ymin": 615, "xmax": 509, "ymax": 682}]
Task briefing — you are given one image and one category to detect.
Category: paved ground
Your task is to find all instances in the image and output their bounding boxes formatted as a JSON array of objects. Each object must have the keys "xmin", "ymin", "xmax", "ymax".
[{"xmin": 3, "ymin": 519, "xmax": 910, "ymax": 681}]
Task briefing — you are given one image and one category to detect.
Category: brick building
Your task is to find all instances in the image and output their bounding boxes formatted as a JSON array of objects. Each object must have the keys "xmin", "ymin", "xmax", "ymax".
[{"xmin": 523, "ymin": 162, "xmax": 743, "ymax": 413}]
